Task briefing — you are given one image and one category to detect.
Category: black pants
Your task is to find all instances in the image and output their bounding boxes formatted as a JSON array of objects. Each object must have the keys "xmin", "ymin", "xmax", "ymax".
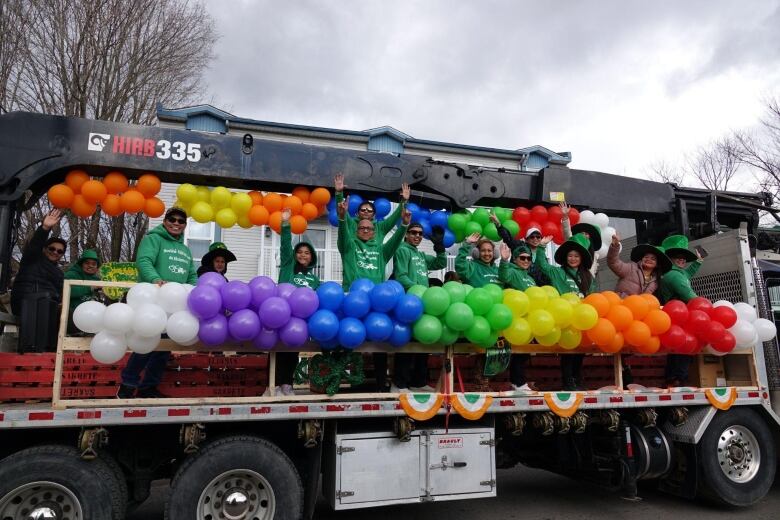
[
  {"xmin": 561, "ymin": 354, "xmax": 584, "ymax": 385},
  {"xmin": 393, "ymin": 353, "xmax": 430, "ymax": 389},
  {"xmin": 275, "ymin": 352, "xmax": 299, "ymax": 386},
  {"xmin": 509, "ymin": 354, "xmax": 530, "ymax": 386},
  {"xmin": 665, "ymin": 354, "xmax": 692, "ymax": 385},
  {"xmin": 373, "ymin": 353, "xmax": 388, "ymax": 391}
]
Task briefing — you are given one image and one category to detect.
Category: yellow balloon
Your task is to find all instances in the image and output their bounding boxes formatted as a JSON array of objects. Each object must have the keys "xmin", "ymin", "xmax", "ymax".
[
  {"xmin": 547, "ymin": 298, "xmax": 573, "ymax": 328},
  {"xmin": 525, "ymin": 286, "xmax": 549, "ymax": 310},
  {"xmin": 211, "ymin": 187, "xmax": 232, "ymax": 209},
  {"xmin": 231, "ymin": 193, "xmax": 253, "ymax": 215},
  {"xmin": 503, "ymin": 317, "xmax": 532, "ymax": 346},
  {"xmin": 528, "ymin": 309, "xmax": 555, "ymax": 336},
  {"xmin": 503, "ymin": 289, "xmax": 530, "ymax": 317},
  {"xmin": 561, "ymin": 292, "xmax": 582, "ymax": 306},
  {"xmin": 559, "ymin": 327, "xmax": 582, "ymax": 350},
  {"xmin": 542, "ymin": 285, "xmax": 560, "ymax": 299},
  {"xmin": 190, "ymin": 201, "xmax": 214, "ymax": 223},
  {"xmin": 176, "ymin": 183, "xmax": 197, "ymax": 204},
  {"xmin": 536, "ymin": 327, "xmax": 561, "ymax": 347},
  {"xmin": 571, "ymin": 303, "xmax": 599, "ymax": 330},
  {"xmin": 172, "ymin": 199, "xmax": 191, "ymax": 213},
  {"xmin": 237, "ymin": 214, "xmax": 253, "ymax": 229},
  {"xmin": 196, "ymin": 186, "xmax": 211, "ymax": 203},
  {"xmin": 215, "ymin": 208, "xmax": 238, "ymax": 228}
]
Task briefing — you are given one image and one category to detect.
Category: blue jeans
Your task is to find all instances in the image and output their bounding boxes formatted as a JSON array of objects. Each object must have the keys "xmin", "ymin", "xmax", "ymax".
[{"xmin": 121, "ymin": 352, "xmax": 171, "ymax": 389}]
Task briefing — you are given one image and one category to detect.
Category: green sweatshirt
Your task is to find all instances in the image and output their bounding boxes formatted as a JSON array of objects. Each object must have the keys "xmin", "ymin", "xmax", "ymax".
[
  {"xmin": 659, "ymin": 261, "xmax": 702, "ymax": 304},
  {"xmin": 498, "ymin": 260, "xmax": 537, "ymax": 290},
  {"xmin": 393, "ymin": 241, "xmax": 447, "ymax": 290},
  {"xmin": 455, "ymin": 243, "xmax": 501, "ymax": 288},
  {"xmin": 279, "ymin": 222, "xmax": 321, "ymax": 289},
  {"xmin": 338, "ymin": 217, "xmax": 408, "ymax": 289},
  {"xmin": 136, "ymin": 224, "xmax": 198, "ymax": 284},
  {"xmin": 534, "ymin": 252, "xmax": 596, "ymax": 297},
  {"xmin": 335, "ymin": 191, "xmax": 405, "ymax": 242},
  {"xmin": 64, "ymin": 263, "xmax": 100, "ymax": 309}
]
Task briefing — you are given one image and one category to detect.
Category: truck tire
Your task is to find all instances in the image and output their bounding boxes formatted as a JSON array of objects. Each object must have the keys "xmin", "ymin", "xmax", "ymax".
[
  {"xmin": 697, "ymin": 408, "xmax": 776, "ymax": 506},
  {"xmin": 98, "ymin": 449, "xmax": 130, "ymax": 520},
  {"xmin": 165, "ymin": 435, "xmax": 303, "ymax": 520},
  {"xmin": 0, "ymin": 444, "xmax": 116, "ymax": 520}
]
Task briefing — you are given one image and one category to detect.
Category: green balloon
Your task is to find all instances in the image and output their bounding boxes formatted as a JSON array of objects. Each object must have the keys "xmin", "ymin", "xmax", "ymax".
[
  {"xmin": 483, "ymin": 283, "xmax": 504, "ymax": 305},
  {"xmin": 422, "ymin": 286, "xmax": 451, "ymax": 316},
  {"xmin": 492, "ymin": 207, "xmax": 507, "ymax": 222},
  {"xmin": 466, "ymin": 288, "xmax": 493, "ymax": 316},
  {"xmin": 448, "ymin": 213, "xmax": 466, "ymax": 233},
  {"xmin": 454, "ymin": 229, "xmax": 466, "ymax": 242},
  {"xmin": 413, "ymin": 314, "xmax": 443, "ymax": 344},
  {"xmin": 465, "ymin": 316, "xmax": 491, "ymax": 345},
  {"xmin": 479, "ymin": 331, "xmax": 499, "ymax": 349},
  {"xmin": 439, "ymin": 323, "xmax": 460, "ymax": 345},
  {"xmin": 444, "ymin": 302, "xmax": 475, "ymax": 331},
  {"xmin": 486, "ymin": 303, "xmax": 513, "ymax": 331},
  {"xmin": 483, "ymin": 222, "xmax": 500, "ymax": 241},
  {"xmin": 462, "ymin": 284, "xmax": 474, "ymax": 296},
  {"xmin": 472, "ymin": 208, "xmax": 490, "ymax": 227},
  {"xmin": 460, "ymin": 210, "xmax": 472, "ymax": 222},
  {"xmin": 408, "ymin": 285, "xmax": 427, "ymax": 298},
  {"xmin": 501, "ymin": 219, "xmax": 520, "ymax": 239},
  {"xmin": 464, "ymin": 221, "xmax": 483, "ymax": 237},
  {"xmin": 443, "ymin": 281, "xmax": 468, "ymax": 303}
]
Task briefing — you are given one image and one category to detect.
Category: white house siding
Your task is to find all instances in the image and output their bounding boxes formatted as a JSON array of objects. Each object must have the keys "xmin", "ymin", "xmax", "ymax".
[
  {"xmin": 220, "ymin": 225, "xmax": 263, "ymax": 282},
  {"xmin": 230, "ymin": 128, "xmax": 367, "ymax": 151}
]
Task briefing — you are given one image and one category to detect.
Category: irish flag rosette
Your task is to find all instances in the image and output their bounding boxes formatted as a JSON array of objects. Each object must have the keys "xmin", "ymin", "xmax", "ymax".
[
  {"xmin": 705, "ymin": 387, "xmax": 737, "ymax": 410},
  {"xmin": 544, "ymin": 392, "xmax": 584, "ymax": 417},
  {"xmin": 399, "ymin": 393, "xmax": 444, "ymax": 421},
  {"xmin": 451, "ymin": 393, "xmax": 494, "ymax": 420}
]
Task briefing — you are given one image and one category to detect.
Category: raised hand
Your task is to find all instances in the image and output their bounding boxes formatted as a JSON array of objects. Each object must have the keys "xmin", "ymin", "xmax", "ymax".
[
  {"xmin": 42, "ymin": 209, "xmax": 63, "ymax": 231},
  {"xmin": 281, "ymin": 208, "xmax": 291, "ymax": 222},
  {"xmin": 401, "ymin": 182, "xmax": 411, "ymax": 202},
  {"xmin": 334, "ymin": 173, "xmax": 345, "ymax": 193},
  {"xmin": 466, "ymin": 232, "xmax": 481, "ymax": 244},
  {"xmin": 540, "ymin": 235, "xmax": 554, "ymax": 247},
  {"xmin": 559, "ymin": 201, "xmax": 570, "ymax": 221},
  {"xmin": 500, "ymin": 242, "xmax": 511, "ymax": 261},
  {"xmin": 402, "ymin": 208, "xmax": 412, "ymax": 226},
  {"xmin": 489, "ymin": 212, "xmax": 500, "ymax": 225},
  {"xmin": 337, "ymin": 197, "xmax": 348, "ymax": 219},
  {"xmin": 611, "ymin": 231, "xmax": 620, "ymax": 246}
]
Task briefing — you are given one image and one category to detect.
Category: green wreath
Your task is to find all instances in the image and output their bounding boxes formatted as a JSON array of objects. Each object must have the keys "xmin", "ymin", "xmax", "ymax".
[{"xmin": 294, "ymin": 350, "xmax": 365, "ymax": 396}]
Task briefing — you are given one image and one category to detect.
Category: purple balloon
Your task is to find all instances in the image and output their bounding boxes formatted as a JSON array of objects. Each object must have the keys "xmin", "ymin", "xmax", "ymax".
[
  {"xmin": 221, "ymin": 280, "xmax": 252, "ymax": 312},
  {"xmin": 288, "ymin": 287, "xmax": 319, "ymax": 319},
  {"xmin": 188, "ymin": 285, "xmax": 223, "ymax": 319},
  {"xmin": 228, "ymin": 309, "xmax": 262, "ymax": 341},
  {"xmin": 248, "ymin": 276, "xmax": 277, "ymax": 307},
  {"xmin": 198, "ymin": 271, "xmax": 227, "ymax": 290},
  {"xmin": 277, "ymin": 283, "xmax": 296, "ymax": 299},
  {"xmin": 280, "ymin": 317, "xmax": 309, "ymax": 348},
  {"xmin": 259, "ymin": 296, "xmax": 291, "ymax": 329},
  {"xmin": 198, "ymin": 314, "xmax": 228, "ymax": 346},
  {"xmin": 253, "ymin": 327, "xmax": 278, "ymax": 350}
]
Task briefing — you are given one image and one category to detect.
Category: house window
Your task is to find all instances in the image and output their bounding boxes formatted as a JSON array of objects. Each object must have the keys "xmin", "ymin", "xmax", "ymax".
[
  {"xmin": 185, "ymin": 221, "xmax": 222, "ymax": 261},
  {"xmin": 271, "ymin": 225, "xmax": 330, "ymax": 280}
]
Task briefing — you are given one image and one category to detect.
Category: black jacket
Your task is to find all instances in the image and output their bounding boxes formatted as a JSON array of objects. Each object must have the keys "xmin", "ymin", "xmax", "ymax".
[
  {"xmin": 497, "ymin": 224, "xmax": 551, "ymax": 287},
  {"xmin": 11, "ymin": 226, "xmax": 64, "ymax": 314}
]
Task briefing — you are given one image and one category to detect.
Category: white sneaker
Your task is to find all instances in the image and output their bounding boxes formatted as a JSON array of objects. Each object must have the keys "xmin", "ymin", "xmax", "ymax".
[
  {"xmin": 409, "ymin": 385, "xmax": 436, "ymax": 393},
  {"xmin": 280, "ymin": 384, "xmax": 295, "ymax": 396},
  {"xmin": 511, "ymin": 383, "xmax": 535, "ymax": 393},
  {"xmin": 262, "ymin": 386, "xmax": 281, "ymax": 397},
  {"xmin": 390, "ymin": 384, "xmax": 411, "ymax": 393}
]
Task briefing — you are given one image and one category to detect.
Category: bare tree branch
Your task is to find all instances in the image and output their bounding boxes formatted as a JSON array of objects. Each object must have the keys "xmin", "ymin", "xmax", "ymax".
[{"xmin": 643, "ymin": 159, "xmax": 687, "ymax": 185}]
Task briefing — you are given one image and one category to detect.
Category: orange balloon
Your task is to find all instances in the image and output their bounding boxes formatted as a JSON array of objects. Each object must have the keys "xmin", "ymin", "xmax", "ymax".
[
  {"xmin": 65, "ymin": 170, "xmax": 89, "ymax": 193},
  {"xmin": 586, "ymin": 318, "xmax": 616, "ymax": 347},
  {"xmin": 643, "ymin": 309, "xmax": 672, "ymax": 335},
  {"xmin": 263, "ymin": 193, "xmax": 283, "ymax": 213},
  {"xmin": 624, "ymin": 320, "xmax": 651, "ymax": 347},
  {"xmin": 71, "ymin": 194, "xmax": 96, "ymax": 218},
  {"xmin": 47, "ymin": 184, "xmax": 74, "ymax": 208},
  {"xmin": 248, "ymin": 191, "xmax": 263, "ymax": 206},
  {"xmin": 601, "ymin": 291, "xmax": 622, "ymax": 309},
  {"xmin": 101, "ymin": 194, "xmax": 123, "ymax": 217},
  {"xmin": 310, "ymin": 187, "xmax": 331, "ymax": 206},
  {"xmin": 144, "ymin": 197, "xmax": 165, "ymax": 218},
  {"xmin": 318, "ymin": 204, "xmax": 328, "ymax": 217},
  {"xmin": 80, "ymin": 180, "xmax": 107, "ymax": 204},
  {"xmin": 136, "ymin": 174, "xmax": 161, "ymax": 197},
  {"xmin": 301, "ymin": 202, "xmax": 319, "ymax": 220},
  {"xmin": 248, "ymin": 205, "xmax": 269, "ymax": 226},
  {"xmin": 120, "ymin": 190, "xmax": 146, "ymax": 214},
  {"xmin": 583, "ymin": 293, "xmax": 610, "ymax": 318},
  {"xmin": 634, "ymin": 335, "xmax": 661, "ymax": 355},
  {"xmin": 640, "ymin": 293, "xmax": 661, "ymax": 310},
  {"xmin": 267, "ymin": 211, "xmax": 282, "ymax": 233},
  {"xmin": 283, "ymin": 195, "xmax": 303, "ymax": 215},
  {"xmin": 599, "ymin": 331, "xmax": 624, "ymax": 354},
  {"xmin": 623, "ymin": 294, "xmax": 650, "ymax": 320},
  {"xmin": 289, "ymin": 215, "xmax": 308, "ymax": 234},
  {"xmin": 292, "ymin": 186, "xmax": 310, "ymax": 204},
  {"xmin": 606, "ymin": 304, "xmax": 633, "ymax": 331},
  {"xmin": 103, "ymin": 171, "xmax": 129, "ymax": 194}
]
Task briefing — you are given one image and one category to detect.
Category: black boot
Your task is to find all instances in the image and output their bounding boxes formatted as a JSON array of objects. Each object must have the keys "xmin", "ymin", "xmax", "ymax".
[
  {"xmin": 563, "ymin": 377, "xmax": 578, "ymax": 391},
  {"xmin": 137, "ymin": 386, "xmax": 167, "ymax": 398},
  {"xmin": 116, "ymin": 384, "xmax": 136, "ymax": 399}
]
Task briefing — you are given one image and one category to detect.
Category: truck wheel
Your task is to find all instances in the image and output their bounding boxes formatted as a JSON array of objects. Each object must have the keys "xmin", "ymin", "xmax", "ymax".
[
  {"xmin": 98, "ymin": 449, "xmax": 130, "ymax": 520},
  {"xmin": 697, "ymin": 408, "xmax": 776, "ymax": 506},
  {"xmin": 0, "ymin": 444, "xmax": 116, "ymax": 520},
  {"xmin": 166, "ymin": 435, "xmax": 303, "ymax": 520}
]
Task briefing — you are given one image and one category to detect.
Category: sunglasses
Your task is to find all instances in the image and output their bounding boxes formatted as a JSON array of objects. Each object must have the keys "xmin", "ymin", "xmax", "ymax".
[
  {"xmin": 357, "ymin": 226, "xmax": 374, "ymax": 232},
  {"xmin": 359, "ymin": 207, "xmax": 374, "ymax": 213},
  {"xmin": 47, "ymin": 246, "xmax": 65, "ymax": 254},
  {"xmin": 517, "ymin": 255, "xmax": 532, "ymax": 261},
  {"xmin": 407, "ymin": 230, "xmax": 423, "ymax": 236},
  {"xmin": 527, "ymin": 234, "xmax": 542, "ymax": 240},
  {"xmin": 166, "ymin": 216, "xmax": 187, "ymax": 225}
]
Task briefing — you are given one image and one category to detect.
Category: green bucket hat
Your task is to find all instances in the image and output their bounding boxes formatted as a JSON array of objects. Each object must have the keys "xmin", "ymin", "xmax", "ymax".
[
  {"xmin": 77, "ymin": 249, "xmax": 101, "ymax": 266},
  {"xmin": 554, "ymin": 233, "xmax": 593, "ymax": 269},
  {"xmin": 571, "ymin": 223, "xmax": 602, "ymax": 253},
  {"xmin": 201, "ymin": 242, "xmax": 237, "ymax": 266},
  {"xmin": 630, "ymin": 244, "xmax": 672, "ymax": 274},
  {"xmin": 661, "ymin": 234, "xmax": 697, "ymax": 263}
]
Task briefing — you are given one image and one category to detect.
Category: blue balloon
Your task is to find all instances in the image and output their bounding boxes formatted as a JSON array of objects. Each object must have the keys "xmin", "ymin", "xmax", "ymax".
[
  {"xmin": 374, "ymin": 198, "xmax": 391, "ymax": 219},
  {"xmin": 364, "ymin": 312, "xmax": 394, "ymax": 341},
  {"xmin": 320, "ymin": 336, "xmax": 341, "ymax": 350},
  {"xmin": 349, "ymin": 278, "xmax": 375, "ymax": 294},
  {"xmin": 328, "ymin": 210, "xmax": 339, "ymax": 227},
  {"xmin": 338, "ymin": 317, "xmax": 366, "ymax": 349},
  {"xmin": 430, "ymin": 210, "xmax": 449, "ymax": 230},
  {"xmin": 348, "ymin": 194, "xmax": 364, "ymax": 217},
  {"xmin": 394, "ymin": 294, "xmax": 424, "ymax": 324},
  {"xmin": 316, "ymin": 281, "xmax": 344, "ymax": 311},
  {"xmin": 370, "ymin": 282, "xmax": 401, "ymax": 313},
  {"xmin": 442, "ymin": 228, "xmax": 456, "ymax": 248},
  {"xmin": 343, "ymin": 290, "xmax": 371, "ymax": 318},
  {"xmin": 419, "ymin": 219, "xmax": 432, "ymax": 238},
  {"xmin": 308, "ymin": 309, "xmax": 340, "ymax": 341},
  {"xmin": 406, "ymin": 202, "xmax": 421, "ymax": 221},
  {"xmin": 385, "ymin": 280, "xmax": 405, "ymax": 300},
  {"xmin": 389, "ymin": 322, "xmax": 412, "ymax": 347}
]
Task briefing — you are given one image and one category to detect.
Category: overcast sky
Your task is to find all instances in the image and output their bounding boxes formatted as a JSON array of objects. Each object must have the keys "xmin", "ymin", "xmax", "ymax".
[{"xmin": 202, "ymin": 0, "xmax": 780, "ymax": 184}]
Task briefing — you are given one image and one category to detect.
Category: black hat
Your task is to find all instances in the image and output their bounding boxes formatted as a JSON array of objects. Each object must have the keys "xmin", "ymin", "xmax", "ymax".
[
  {"xmin": 165, "ymin": 207, "xmax": 187, "ymax": 220},
  {"xmin": 201, "ymin": 242, "xmax": 236, "ymax": 267},
  {"xmin": 554, "ymin": 233, "xmax": 593, "ymax": 269},
  {"xmin": 630, "ymin": 244, "xmax": 672, "ymax": 274},
  {"xmin": 571, "ymin": 223, "xmax": 602, "ymax": 252}
]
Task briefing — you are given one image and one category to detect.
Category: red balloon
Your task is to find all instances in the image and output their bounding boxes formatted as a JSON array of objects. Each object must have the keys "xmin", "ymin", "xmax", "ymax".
[
  {"xmin": 547, "ymin": 206, "xmax": 564, "ymax": 223},
  {"xmin": 686, "ymin": 309, "xmax": 711, "ymax": 337},
  {"xmin": 568, "ymin": 207, "xmax": 580, "ymax": 225},
  {"xmin": 687, "ymin": 296, "xmax": 713, "ymax": 314},
  {"xmin": 552, "ymin": 228, "xmax": 565, "ymax": 245},
  {"xmin": 541, "ymin": 221, "xmax": 559, "ymax": 237},
  {"xmin": 703, "ymin": 321, "xmax": 727, "ymax": 345},
  {"xmin": 709, "ymin": 306, "xmax": 737, "ymax": 328},
  {"xmin": 660, "ymin": 324, "xmax": 686, "ymax": 350},
  {"xmin": 512, "ymin": 207, "xmax": 530, "ymax": 226},
  {"xmin": 710, "ymin": 331, "xmax": 736, "ymax": 353},
  {"xmin": 530, "ymin": 205, "xmax": 548, "ymax": 223},
  {"xmin": 663, "ymin": 300, "xmax": 689, "ymax": 326},
  {"xmin": 679, "ymin": 332, "xmax": 700, "ymax": 354}
]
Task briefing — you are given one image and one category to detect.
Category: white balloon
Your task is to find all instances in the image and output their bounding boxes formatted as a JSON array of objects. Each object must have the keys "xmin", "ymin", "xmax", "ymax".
[
  {"xmin": 103, "ymin": 303, "xmax": 135, "ymax": 334},
  {"xmin": 126, "ymin": 333, "xmax": 161, "ymax": 354},
  {"xmin": 127, "ymin": 283, "xmax": 159, "ymax": 309},
  {"xmin": 578, "ymin": 210, "xmax": 595, "ymax": 225},
  {"xmin": 158, "ymin": 282, "xmax": 189, "ymax": 314},
  {"xmin": 600, "ymin": 226, "xmax": 616, "ymax": 242},
  {"xmin": 704, "ymin": 345, "xmax": 729, "ymax": 357},
  {"xmin": 734, "ymin": 302, "xmax": 757, "ymax": 323},
  {"xmin": 713, "ymin": 300, "xmax": 735, "ymax": 309},
  {"xmin": 754, "ymin": 318, "xmax": 777, "ymax": 342},
  {"xmin": 593, "ymin": 212, "xmax": 609, "ymax": 229},
  {"xmin": 166, "ymin": 310, "xmax": 200, "ymax": 344},
  {"xmin": 73, "ymin": 301, "xmax": 106, "ymax": 334},
  {"xmin": 132, "ymin": 303, "xmax": 168, "ymax": 337},
  {"xmin": 89, "ymin": 331, "xmax": 127, "ymax": 364},
  {"xmin": 597, "ymin": 242, "xmax": 609, "ymax": 258},
  {"xmin": 179, "ymin": 336, "xmax": 200, "ymax": 346},
  {"xmin": 183, "ymin": 284, "xmax": 196, "ymax": 294},
  {"xmin": 729, "ymin": 320, "xmax": 756, "ymax": 348}
]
